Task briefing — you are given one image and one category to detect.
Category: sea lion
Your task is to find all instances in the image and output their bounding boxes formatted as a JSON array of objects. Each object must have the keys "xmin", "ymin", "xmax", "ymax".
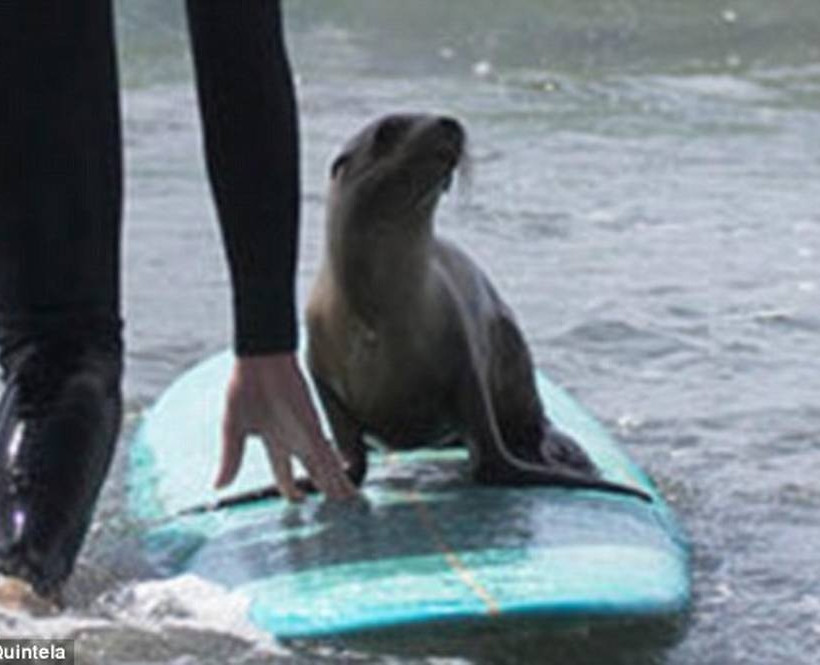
[{"xmin": 306, "ymin": 113, "xmax": 650, "ymax": 501}]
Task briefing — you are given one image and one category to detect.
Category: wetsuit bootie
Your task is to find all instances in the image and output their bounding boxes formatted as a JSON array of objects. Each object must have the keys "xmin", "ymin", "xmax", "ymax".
[{"xmin": 0, "ymin": 343, "xmax": 122, "ymax": 597}]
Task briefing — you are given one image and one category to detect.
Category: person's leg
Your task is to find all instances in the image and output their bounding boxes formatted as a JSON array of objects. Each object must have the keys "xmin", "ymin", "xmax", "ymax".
[{"xmin": 0, "ymin": 0, "xmax": 124, "ymax": 596}]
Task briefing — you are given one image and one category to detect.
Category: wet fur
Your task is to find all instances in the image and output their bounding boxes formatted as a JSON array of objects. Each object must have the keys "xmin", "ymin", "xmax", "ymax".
[{"xmin": 307, "ymin": 114, "xmax": 650, "ymax": 502}]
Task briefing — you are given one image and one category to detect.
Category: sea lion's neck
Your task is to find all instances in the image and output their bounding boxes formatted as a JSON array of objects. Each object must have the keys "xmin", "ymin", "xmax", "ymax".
[{"xmin": 328, "ymin": 211, "xmax": 434, "ymax": 323}]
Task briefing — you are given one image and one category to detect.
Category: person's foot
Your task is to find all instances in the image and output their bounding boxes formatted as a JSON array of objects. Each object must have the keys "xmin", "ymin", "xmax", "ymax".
[
  {"xmin": 0, "ymin": 342, "xmax": 122, "ymax": 597},
  {"xmin": 0, "ymin": 574, "xmax": 59, "ymax": 615}
]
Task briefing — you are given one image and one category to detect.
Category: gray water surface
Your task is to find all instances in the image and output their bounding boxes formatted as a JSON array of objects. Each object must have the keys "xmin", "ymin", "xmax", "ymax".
[{"xmin": 2, "ymin": 1, "xmax": 819, "ymax": 663}]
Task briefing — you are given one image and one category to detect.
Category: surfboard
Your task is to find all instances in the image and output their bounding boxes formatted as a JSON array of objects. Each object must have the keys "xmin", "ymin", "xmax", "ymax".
[{"xmin": 127, "ymin": 348, "xmax": 690, "ymax": 648}]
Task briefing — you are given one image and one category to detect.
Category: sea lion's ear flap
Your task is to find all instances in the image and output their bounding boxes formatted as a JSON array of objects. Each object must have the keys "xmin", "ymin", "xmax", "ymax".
[{"xmin": 330, "ymin": 153, "xmax": 350, "ymax": 178}]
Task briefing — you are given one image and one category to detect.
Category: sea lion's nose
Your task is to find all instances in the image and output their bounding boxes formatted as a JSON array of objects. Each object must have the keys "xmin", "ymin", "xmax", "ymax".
[
  {"xmin": 438, "ymin": 116, "xmax": 463, "ymax": 139},
  {"xmin": 436, "ymin": 117, "xmax": 465, "ymax": 157}
]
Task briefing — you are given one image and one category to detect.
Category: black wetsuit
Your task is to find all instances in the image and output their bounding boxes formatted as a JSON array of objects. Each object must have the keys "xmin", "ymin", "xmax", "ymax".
[
  {"xmin": 0, "ymin": 0, "xmax": 299, "ymax": 364},
  {"xmin": 0, "ymin": 0, "xmax": 300, "ymax": 592}
]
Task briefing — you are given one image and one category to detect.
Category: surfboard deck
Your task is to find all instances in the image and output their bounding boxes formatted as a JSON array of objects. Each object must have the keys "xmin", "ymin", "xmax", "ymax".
[{"xmin": 127, "ymin": 348, "xmax": 690, "ymax": 645}]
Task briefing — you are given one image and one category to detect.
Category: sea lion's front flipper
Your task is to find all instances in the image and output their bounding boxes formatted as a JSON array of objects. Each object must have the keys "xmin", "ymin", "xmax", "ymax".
[{"xmin": 313, "ymin": 378, "xmax": 368, "ymax": 488}]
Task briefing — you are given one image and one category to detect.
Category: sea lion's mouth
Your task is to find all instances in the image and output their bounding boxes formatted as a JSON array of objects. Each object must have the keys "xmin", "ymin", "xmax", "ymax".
[
  {"xmin": 408, "ymin": 167, "xmax": 457, "ymax": 211},
  {"xmin": 434, "ymin": 141, "xmax": 463, "ymax": 170},
  {"xmin": 395, "ymin": 117, "xmax": 468, "ymax": 210},
  {"xmin": 418, "ymin": 142, "xmax": 464, "ymax": 205},
  {"xmin": 435, "ymin": 139, "xmax": 464, "ymax": 194}
]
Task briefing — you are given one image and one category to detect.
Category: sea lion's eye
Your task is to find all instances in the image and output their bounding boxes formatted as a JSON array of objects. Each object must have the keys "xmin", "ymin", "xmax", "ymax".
[
  {"xmin": 374, "ymin": 118, "xmax": 405, "ymax": 149},
  {"xmin": 330, "ymin": 153, "xmax": 349, "ymax": 178}
]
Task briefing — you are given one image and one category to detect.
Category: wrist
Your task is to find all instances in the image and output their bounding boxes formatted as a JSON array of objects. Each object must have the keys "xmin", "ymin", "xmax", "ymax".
[
  {"xmin": 232, "ymin": 293, "xmax": 298, "ymax": 356},
  {"xmin": 234, "ymin": 351, "xmax": 298, "ymax": 370}
]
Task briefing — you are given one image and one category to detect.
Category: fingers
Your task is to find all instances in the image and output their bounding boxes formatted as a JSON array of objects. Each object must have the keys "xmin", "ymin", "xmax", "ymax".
[
  {"xmin": 215, "ymin": 406, "xmax": 246, "ymax": 489},
  {"xmin": 278, "ymin": 384, "xmax": 359, "ymax": 501},
  {"xmin": 218, "ymin": 354, "xmax": 359, "ymax": 503},
  {"xmin": 297, "ymin": 436, "xmax": 358, "ymax": 501},
  {"xmin": 265, "ymin": 438, "xmax": 304, "ymax": 502}
]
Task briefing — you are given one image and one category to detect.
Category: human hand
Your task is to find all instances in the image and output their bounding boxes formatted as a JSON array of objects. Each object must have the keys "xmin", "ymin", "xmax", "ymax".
[{"xmin": 216, "ymin": 352, "xmax": 358, "ymax": 501}]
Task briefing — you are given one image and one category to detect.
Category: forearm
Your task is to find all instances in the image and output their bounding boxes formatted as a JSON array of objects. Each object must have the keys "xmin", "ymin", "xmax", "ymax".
[{"xmin": 186, "ymin": 0, "xmax": 300, "ymax": 355}]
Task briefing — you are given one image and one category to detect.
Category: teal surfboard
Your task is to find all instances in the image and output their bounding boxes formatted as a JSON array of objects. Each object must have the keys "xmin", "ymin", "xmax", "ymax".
[{"xmin": 128, "ymin": 348, "xmax": 690, "ymax": 646}]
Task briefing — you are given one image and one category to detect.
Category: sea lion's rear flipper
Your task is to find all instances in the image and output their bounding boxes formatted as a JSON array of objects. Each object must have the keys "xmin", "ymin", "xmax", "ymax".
[
  {"xmin": 539, "ymin": 424, "xmax": 598, "ymax": 476},
  {"xmin": 488, "ymin": 312, "xmax": 595, "ymax": 475},
  {"xmin": 458, "ymin": 351, "xmax": 651, "ymax": 502}
]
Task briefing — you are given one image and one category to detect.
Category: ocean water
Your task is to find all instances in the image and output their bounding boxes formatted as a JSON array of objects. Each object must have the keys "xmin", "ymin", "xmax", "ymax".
[{"xmin": 2, "ymin": 1, "xmax": 819, "ymax": 663}]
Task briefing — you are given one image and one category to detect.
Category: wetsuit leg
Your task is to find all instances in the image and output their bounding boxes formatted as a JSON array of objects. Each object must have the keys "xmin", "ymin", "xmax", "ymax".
[{"xmin": 0, "ymin": 1, "xmax": 124, "ymax": 594}]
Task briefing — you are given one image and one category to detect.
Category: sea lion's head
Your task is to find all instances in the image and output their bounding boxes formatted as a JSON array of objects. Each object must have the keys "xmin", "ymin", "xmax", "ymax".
[{"xmin": 327, "ymin": 114, "xmax": 466, "ymax": 225}]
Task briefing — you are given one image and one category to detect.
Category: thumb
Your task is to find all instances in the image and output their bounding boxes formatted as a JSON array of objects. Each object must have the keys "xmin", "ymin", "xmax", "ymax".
[{"xmin": 215, "ymin": 408, "xmax": 246, "ymax": 489}]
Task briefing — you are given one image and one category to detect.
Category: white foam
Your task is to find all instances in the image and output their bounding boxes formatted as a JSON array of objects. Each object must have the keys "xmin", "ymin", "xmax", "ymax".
[
  {"xmin": 2, "ymin": 576, "xmax": 285, "ymax": 660},
  {"xmin": 99, "ymin": 575, "xmax": 277, "ymax": 645}
]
